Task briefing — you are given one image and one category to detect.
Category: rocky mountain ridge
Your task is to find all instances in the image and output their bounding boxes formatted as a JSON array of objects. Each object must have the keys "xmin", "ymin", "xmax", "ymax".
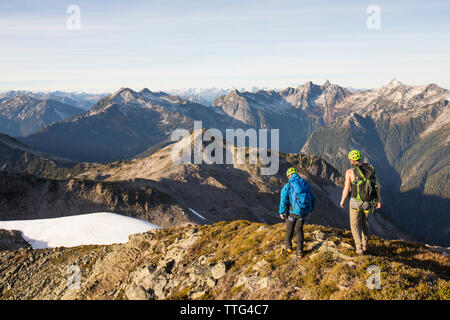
[
  {"xmin": 0, "ymin": 171, "xmax": 190, "ymax": 228},
  {"xmin": 20, "ymin": 88, "xmax": 250, "ymax": 162},
  {"xmin": 333, "ymin": 79, "xmax": 450, "ymax": 118},
  {"xmin": 0, "ymin": 134, "xmax": 80, "ymax": 179},
  {"xmin": 0, "ymin": 221, "xmax": 448, "ymax": 300},
  {"xmin": 0, "ymin": 91, "xmax": 107, "ymax": 110}
]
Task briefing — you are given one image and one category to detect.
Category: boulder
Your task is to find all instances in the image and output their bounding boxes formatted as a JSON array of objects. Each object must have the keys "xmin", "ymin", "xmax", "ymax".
[
  {"xmin": 191, "ymin": 290, "xmax": 207, "ymax": 299},
  {"xmin": 211, "ymin": 262, "xmax": 227, "ymax": 280},
  {"xmin": 125, "ymin": 284, "xmax": 153, "ymax": 300},
  {"xmin": 206, "ymin": 277, "xmax": 216, "ymax": 288},
  {"xmin": 340, "ymin": 242, "xmax": 354, "ymax": 250},
  {"xmin": 313, "ymin": 230, "xmax": 327, "ymax": 241},
  {"xmin": 252, "ymin": 259, "xmax": 270, "ymax": 273}
]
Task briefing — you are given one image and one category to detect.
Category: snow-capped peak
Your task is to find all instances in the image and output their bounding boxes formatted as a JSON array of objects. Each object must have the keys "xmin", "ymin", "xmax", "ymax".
[
  {"xmin": 112, "ymin": 87, "xmax": 140, "ymax": 103},
  {"xmin": 384, "ymin": 78, "xmax": 403, "ymax": 89}
]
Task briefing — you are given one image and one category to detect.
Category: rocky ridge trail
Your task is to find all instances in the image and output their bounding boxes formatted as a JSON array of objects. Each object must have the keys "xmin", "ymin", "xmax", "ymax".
[{"xmin": 0, "ymin": 221, "xmax": 448, "ymax": 300}]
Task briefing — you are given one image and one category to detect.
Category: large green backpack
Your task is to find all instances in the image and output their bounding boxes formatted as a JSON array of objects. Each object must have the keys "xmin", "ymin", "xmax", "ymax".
[{"xmin": 351, "ymin": 163, "xmax": 378, "ymax": 203}]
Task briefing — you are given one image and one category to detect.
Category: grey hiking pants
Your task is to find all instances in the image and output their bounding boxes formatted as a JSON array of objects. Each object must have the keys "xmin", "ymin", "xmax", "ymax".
[
  {"xmin": 349, "ymin": 198, "xmax": 371, "ymax": 251},
  {"xmin": 285, "ymin": 214, "xmax": 304, "ymax": 253}
]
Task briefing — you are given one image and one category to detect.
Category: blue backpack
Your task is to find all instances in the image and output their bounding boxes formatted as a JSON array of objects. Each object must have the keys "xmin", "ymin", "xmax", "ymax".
[{"xmin": 289, "ymin": 178, "xmax": 315, "ymax": 216}]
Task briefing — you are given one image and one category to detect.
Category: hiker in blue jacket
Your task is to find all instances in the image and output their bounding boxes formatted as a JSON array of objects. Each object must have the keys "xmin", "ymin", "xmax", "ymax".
[{"xmin": 279, "ymin": 167, "xmax": 316, "ymax": 258}]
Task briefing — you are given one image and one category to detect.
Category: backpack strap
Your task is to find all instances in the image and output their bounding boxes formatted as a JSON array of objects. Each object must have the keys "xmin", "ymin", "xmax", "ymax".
[
  {"xmin": 356, "ymin": 166, "xmax": 367, "ymax": 182},
  {"xmin": 352, "ymin": 166, "xmax": 365, "ymax": 202},
  {"xmin": 288, "ymin": 180, "xmax": 297, "ymax": 204},
  {"xmin": 354, "ymin": 166, "xmax": 366, "ymax": 182},
  {"xmin": 288, "ymin": 181, "xmax": 293, "ymax": 211},
  {"xmin": 369, "ymin": 165, "xmax": 375, "ymax": 179}
]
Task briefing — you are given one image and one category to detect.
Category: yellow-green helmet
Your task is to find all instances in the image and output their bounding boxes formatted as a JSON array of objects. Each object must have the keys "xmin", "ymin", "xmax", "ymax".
[
  {"xmin": 286, "ymin": 167, "xmax": 298, "ymax": 177},
  {"xmin": 348, "ymin": 150, "xmax": 362, "ymax": 161}
]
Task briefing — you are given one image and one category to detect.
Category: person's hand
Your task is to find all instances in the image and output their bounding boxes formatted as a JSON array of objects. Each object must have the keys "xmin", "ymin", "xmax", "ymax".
[
  {"xmin": 340, "ymin": 200, "xmax": 345, "ymax": 208},
  {"xmin": 280, "ymin": 214, "xmax": 286, "ymax": 220},
  {"xmin": 375, "ymin": 201, "xmax": 382, "ymax": 210}
]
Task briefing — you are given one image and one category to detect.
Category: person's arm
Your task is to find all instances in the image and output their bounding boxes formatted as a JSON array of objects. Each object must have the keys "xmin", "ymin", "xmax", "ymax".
[
  {"xmin": 340, "ymin": 170, "xmax": 351, "ymax": 208},
  {"xmin": 279, "ymin": 184, "xmax": 289, "ymax": 219}
]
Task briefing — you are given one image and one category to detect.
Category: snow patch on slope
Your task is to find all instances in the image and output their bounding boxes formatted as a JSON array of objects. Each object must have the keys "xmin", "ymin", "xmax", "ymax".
[
  {"xmin": 0, "ymin": 212, "xmax": 160, "ymax": 249},
  {"xmin": 189, "ymin": 208, "xmax": 206, "ymax": 220}
]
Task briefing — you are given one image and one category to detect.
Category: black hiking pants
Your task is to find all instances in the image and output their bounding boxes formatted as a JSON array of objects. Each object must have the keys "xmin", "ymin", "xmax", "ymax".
[{"xmin": 285, "ymin": 214, "xmax": 304, "ymax": 253}]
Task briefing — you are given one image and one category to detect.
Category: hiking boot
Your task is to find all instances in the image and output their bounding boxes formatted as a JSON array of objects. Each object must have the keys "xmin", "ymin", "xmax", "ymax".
[
  {"xmin": 296, "ymin": 250, "xmax": 304, "ymax": 258},
  {"xmin": 282, "ymin": 246, "xmax": 294, "ymax": 254}
]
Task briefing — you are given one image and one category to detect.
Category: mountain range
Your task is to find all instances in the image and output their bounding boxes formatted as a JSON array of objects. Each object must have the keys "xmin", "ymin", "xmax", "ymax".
[
  {"xmin": 211, "ymin": 81, "xmax": 352, "ymax": 152},
  {"xmin": 0, "ymin": 79, "xmax": 448, "ymax": 246},
  {"xmin": 0, "ymin": 91, "xmax": 107, "ymax": 110},
  {"xmin": 19, "ymin": 88, "xmax": 250, "ymax": 162},
  {"xmin": 0, "ymin": 95, "xmax": 85, "ymax": 137},
  {"xmin": 0, "ymin": 91, "xmax": 108, "ymax": 137},
  {"xmin": 16, "ymin": 80, "xmax": 358, "ymax": 161},
  {"xmin": 9, "ymin": 79, "xmax": 448, "ymax": 161}
]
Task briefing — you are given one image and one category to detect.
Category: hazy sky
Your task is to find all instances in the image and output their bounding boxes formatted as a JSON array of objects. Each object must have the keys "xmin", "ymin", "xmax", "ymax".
[{"xmin": 1, "ymin": 0, "xmax": 449, "ymax": 92}]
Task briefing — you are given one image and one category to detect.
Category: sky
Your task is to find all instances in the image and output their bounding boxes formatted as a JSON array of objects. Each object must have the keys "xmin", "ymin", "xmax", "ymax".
[{"xmin": 1, "ymin": 0, "xmax": 449, "ymax": 92}]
